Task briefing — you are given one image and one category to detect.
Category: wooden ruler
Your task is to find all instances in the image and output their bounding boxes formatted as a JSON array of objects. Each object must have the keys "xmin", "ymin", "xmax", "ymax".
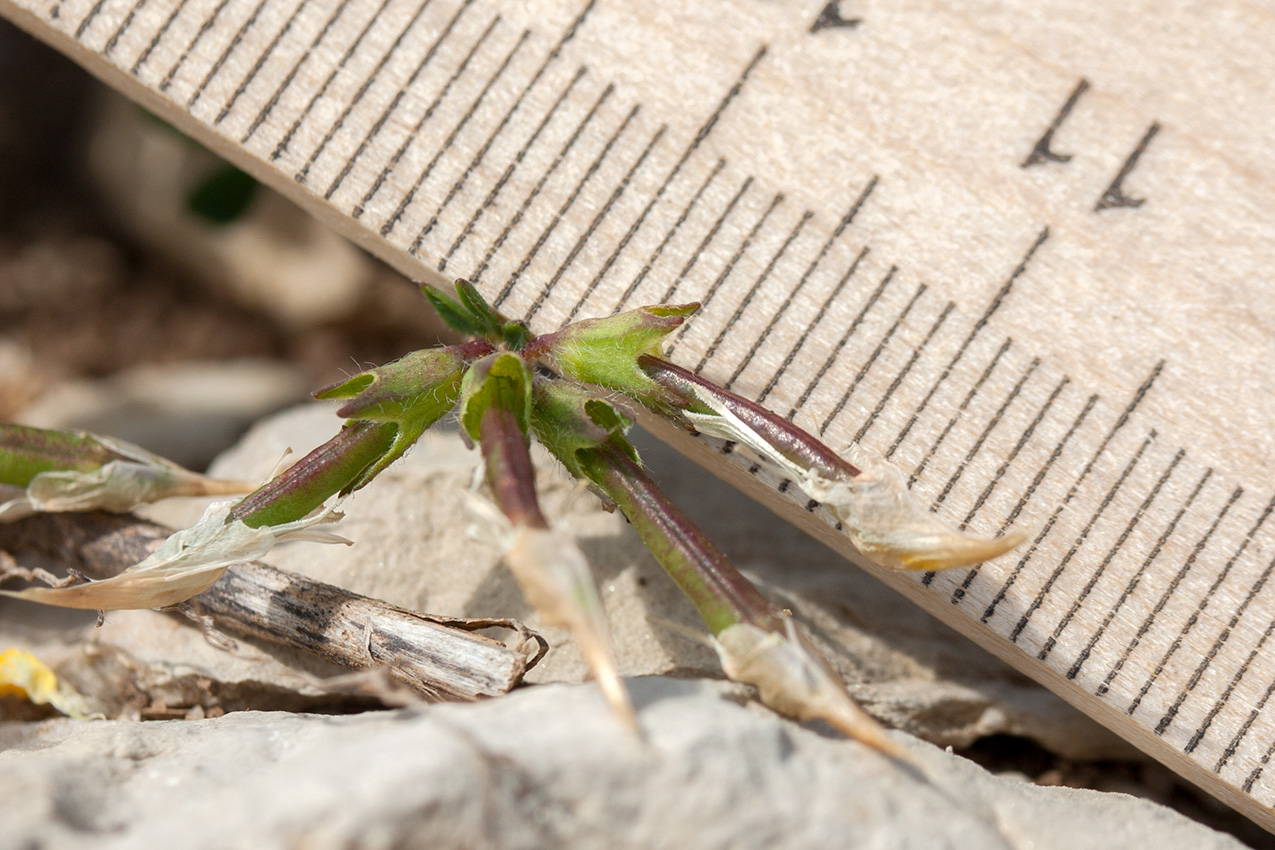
[{"xmin": 5, "ymin": 0, "xmax": 1275, "ymax": 830}]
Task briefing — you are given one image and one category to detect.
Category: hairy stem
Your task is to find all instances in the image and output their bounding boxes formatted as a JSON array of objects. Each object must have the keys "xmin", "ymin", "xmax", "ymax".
[
  {"xmin": 229, "ymin": 421, "xmax": 398, "ymax": 528},
  {"xmin": 577, "ymin": 441, "xmax": 781, "ymax": 636},
  {"xmin": 640, "ymin": 356, "xmax": 860, "ymax": 478}
]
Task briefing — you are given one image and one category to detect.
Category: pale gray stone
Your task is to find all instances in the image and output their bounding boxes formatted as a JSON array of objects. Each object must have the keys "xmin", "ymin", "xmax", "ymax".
[{"xmin": 0, "ymin": 678, "xmax": 1246, "ymax": 850}]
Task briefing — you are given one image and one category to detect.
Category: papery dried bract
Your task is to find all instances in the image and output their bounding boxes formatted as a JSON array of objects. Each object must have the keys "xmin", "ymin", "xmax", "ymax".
[
  {"xmin": 0, "ymin": 429, "xmax": 253, "ymax": 523},
  {"xmin": 682, "ymin": 385, "xmax": 1024, "ymax": 571},
  {"xmin": 1, "ymin": 499, "xmax": 348, "ymax": 610},
  {"xmin": 715, "ymin": 617, "xmax": 901, "ymax": 756}
]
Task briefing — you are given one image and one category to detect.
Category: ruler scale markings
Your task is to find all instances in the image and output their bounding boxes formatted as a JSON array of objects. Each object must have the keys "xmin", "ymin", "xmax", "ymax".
[
  {"xmin": 1097, "ymin": 484, "xmax": 1243, "ymax": 697},
  {"xmin": 1038, "ymin": 447, "xmax": 1185, "ymax": 661},
  {"xmin": 525, "ymin": 122, "xmax": 670, "ymax": 319},
  {"xmin": 785, "ymin": 263, "xmax": 895, "ymax": 419},
  {"xmin": 293, "ymin": 0, "xmax": 439, "ymax": 185},
  {"xmin": 1007, "ymin": 428, "xmax": 1158, "ymax": 645},
  {"xmin": 1147, "ymin": 494, "xmax": 1275, "ymax": 729},
  {"xmin": 1067, "ymin": 465, "xmax": 1211, "ymax": 680},
  {"xmin": 328, "ymin": 0, "xmax": 479, "ymax": 201},
  {"xmin": 758, "ymin": 244, "xmax": 868, "ymax": 405},
  {"xmin": 886, "ymin": 227, "xmax": 1049, "ymax": 460},
  {"xmin": 662, "ymin": 191, "xmax": 786, "ymax": 355},
  {"xmin": 981, "ymin": 360, "xmax": 1163, "ymax": 623},
  {"xmin": 213, "ymin": 0, "xmax": 308, "ymax": 122},
  {"xmin": 441, "ymin": 64, "xmax": 588, "ymax": 270},
  {"xmin": 240, "ymin": 0, "xmax": 357, "ymax": 142},
  {"xmin": 613, "ymin": 157, "xmax": 726, "ymax": 310},
  {"xmin": 129, "ymin": 0, "xmax": 187, "ymax": 75},
  {"xmin": 911, "ymin": 337, "xmax": 1013, "ymax": 484},
  {"xmin": 268, "ymin": 0, "xmax": 398, "ymax": 160},
  {"xmin": 157, "ymin": 0, "xmax": 236, "ymax": 92},
  {"xmin": 73, "ymin": 0, "xmax": 111, "ymax": 40},
  {"xmin": 817, "ymin": 281, "xmax": 927, "ymax": 434},
  {"xmin": 692, "ymin": 210, "xmax": 814, "ymax": 372},
  {"xmin": 918, "ymin": 350, "xmax": 1036, "ymax": 587},
  {"xmin": 351, "ymin": 5, "xmax": 492, "ymax": 218},
  {"xmin": 103, "ymin": 0, "xmax": 156, "ymax": 56},
  {"xmin": 494, "ymin": 102, "xmax": 640, "ymax": 305},
  {"xmin": 187, "ymin": 0, "xmax": 270, "ymax": 108},
  {"xmin": 726, "ymin": 177, "xmax": 877, "ymax": 391},
  {"xmin": 949, "ymin": 375, "xmax": 1072, "ymax": 605},
  {"xmin": 474, "ymin": 80, "xmax": 612, "ymax": 283},
  {"xmin": 653, "ymin": 176, "xmax": 753, "ymax": 305},
  {"xmin": 1245, "ymin": 737, "xmax": 1275, "ymax": 795},
  {"xmin": 416, "ymin": 1, "xmax": 595, "ymax": 257},
  {"xmin": 1215, "ymin": 614, "xmax": 1275, "ymax": 772},
  {"xmin": 850, "ymin": 300, "xmax": 955, "ymax": 445},
  {"xmin": 383, "ymin": 26, "xmax": 532, "ymax": 245},
  {"xmin": 931, "ymin": 357, "xmax": 1040, "ymax": 510},
  {"xmin": 566, "ymin": 46, "xmax": 768, "ymax": 323},
  {"xmin": 1186, "ymin": 553, "xmax": 1275, "ymax": 755}
]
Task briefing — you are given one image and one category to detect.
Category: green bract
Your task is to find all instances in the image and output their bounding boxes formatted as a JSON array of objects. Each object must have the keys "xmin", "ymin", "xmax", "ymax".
[
  {"xmin": 315, "ymin": 345, "xmax": 470, "ymax": 486},
  {"xmin": 540, "ymin": 303, "xmax": 699, "ymax": 410},
  {"xmin": 528, "ymin": 379, "xmax": 637, "ymax": 480},
  {"xmin": 459, "ymin": 353, "xmax": 533, "ymax": 444}
]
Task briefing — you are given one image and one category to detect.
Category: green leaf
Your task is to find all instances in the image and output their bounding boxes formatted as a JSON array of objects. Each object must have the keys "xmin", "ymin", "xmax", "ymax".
[
  {"xmin": 455, "ymin": 279, "xmax": 503, "ymax": 337},
  {"xmin": 186, "ymin": 164, "xmax": 259, "ymax": 225},
  {"xmin": 421, "ymin": 285, "xmax": 486, "ymax": 337}
]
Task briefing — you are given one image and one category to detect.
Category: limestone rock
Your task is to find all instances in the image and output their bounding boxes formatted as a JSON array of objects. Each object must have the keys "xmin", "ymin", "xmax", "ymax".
[{"xmin": 0, "ymin": 678, "xmax": 1246, "ymax": 850}]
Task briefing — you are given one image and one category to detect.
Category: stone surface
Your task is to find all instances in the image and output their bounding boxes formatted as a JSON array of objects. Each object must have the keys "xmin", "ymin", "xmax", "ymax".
[{"xmin": 0, "ymin": 678, "xmax": 1247, "ymax": 850}]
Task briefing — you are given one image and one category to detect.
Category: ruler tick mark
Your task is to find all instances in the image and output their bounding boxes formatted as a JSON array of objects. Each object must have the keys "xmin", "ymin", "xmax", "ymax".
[
  {"xmin": 663, "ymin": 190, "xmax": 786, "ymax": 358},
  {"xmin": 350, "ymin": 4, "xmax": 491, "ymax": 218},
  {"xmin": 424, "ymin": 2, "xmax": 596, "ymax": 262},
  {"xmin": 818, "ymin": 280, "xmax": 927, "ymax": 434},
  {"xmin": 1010, "ymin": 429, "xmax": 1157, "ymax": 645},
  {"xmin": 692, "ymin": 210, "xmax": 813, "ymax": 372},
  {"xmin": 269, "ymin": 0, "xmax": 399, "ymax": 160},
  {"xmin": 1150, "ymin": 493, "xmax": 1275, "ymax": 731},
  {"xmin": 785, "ymin": 261, "xmax": 893, "ymax": 418},
  {"xmin": 567, "ymin": 45, "xmax": 769, "ymax": 322},
  {"xmin": 1039, "ymin": 446, "xmax": 1183, "ymax": 661},
  {"xmin": 384, "ymin": 26, "xmax": 531, "ymax": 245},
  {"xmin": 476, "ymin": 80, "xmax": 613, "ymax": 284},
  {"xmin": 983, "ymin": 360, "xmax": 1162, "ymax": 624},
  {"xmin": 294, "ymin": 0, "xmax": 439, "ymax": 185},
  {"xmin": 888, "ymin": 227, "xmax": 1049, "ymax": 459},
  {"xmin": 1068, "ymin": 462, "xmax": 1208, "ymax": 681},
  {"xmin": 852, "ymin": 300, "xmax": 955, "ymax": 446},
  {"xmin": 157, "ymin": 0, "xmax": 236, "ymax": 93},
  {"xmin": 911, "ymin": 337, "xmax": 1013, "ymax": 483},
  {"xmin": 949, "ymin": 375, "xmax": 1071, "ymax": 605},
  {"xmin": 727, "ymin": 176, "xmax": 877, "ymax": 390},
  {"xmin": 1099, "ymin": 482, "xmax": 1239, "ymax": 698},
  {"xmin": 495, "ymin": 101, "xmax": 639, "ymax": 306},
  {"xmin": 442, "ymin": 65, "xmax": 588, "ymax": 270},
  {"xmin": 241, "ymin": 0, "xmax": 357, "ymax": 142},
  {"xmin": 615, "ymin": 157, "xmax": 726, "ymax": 310},
  {"xmin": 527, "ymin": 123, "xmax": 669, "ymax": 320}
]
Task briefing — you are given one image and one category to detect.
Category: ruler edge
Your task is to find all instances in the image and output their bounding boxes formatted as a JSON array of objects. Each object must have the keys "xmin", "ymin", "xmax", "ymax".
[{"xmin": 2, "ymin": 0, "xmax": 1272, "ymax": 835}]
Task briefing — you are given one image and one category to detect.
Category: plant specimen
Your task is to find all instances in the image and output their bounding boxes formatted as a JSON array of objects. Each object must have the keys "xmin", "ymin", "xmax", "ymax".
[{"xmin": 0, "ymin": 281, "xmax": 1025, "ymax": 750}]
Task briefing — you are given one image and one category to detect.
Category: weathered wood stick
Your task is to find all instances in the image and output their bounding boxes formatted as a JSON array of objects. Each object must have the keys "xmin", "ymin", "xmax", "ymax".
[{"xmin": 0, "ymin": 512, "xmax": 545, "ymax": 701}]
